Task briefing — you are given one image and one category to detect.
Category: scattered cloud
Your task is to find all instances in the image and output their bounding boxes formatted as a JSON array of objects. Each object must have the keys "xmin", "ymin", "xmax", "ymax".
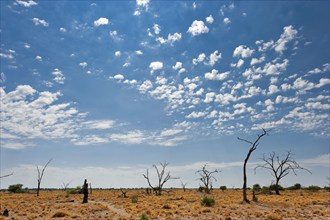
[
  {"xmin": 205, "ymin": 69, "xmax": 229, "ymax": 81},
  {"xmin": 233, "ymin": 45, "xmax": 254, "ymax": 58},
  {"xmin": 16, "ymin": 0, "xmax": 37, "ymax": 7},
  {"xmin": 274, "ymin": 25, "xmax": 298, "ymax": 53},
  {"xmin": 192, "ymin": 53, "xmax": 206, "ymax": 65},
  {"xmin": 59, "ymin": 27, "xmax": 67, "ymax": 33},
  {"xmin": 156, "ymin": 32, "xmax": 182, "ymax": 45},
  {"xmin": 187, "ymin": 20, "xmax": 209, "ymax": 36},
  {"xmin": 94, "ymin": 17, "xmax": 109, "ymax": 26},
  {"xmin": 223, "ymin": 17, "xmax": 231, "ymax": 25},
  {"xmin": 79, "ymin": 62, "xmax": 88, "ymax": 68},
  {"xmin": 115, "ymin": 51, "xmax": 121, "ymax": 57},
  {"xmin": 113, "ymin": 74, "xmax": 124, "ymax": 80},
  {"xmin": 52, "ymin": 68, "xmax": 65, "ymax": 84},
  {"xmin": 32, "ymin": 18, "xmax": 49, "ymax": 27},
  {"xmin": 206, "ymin": 15, "xmax": 214, "ymax": 24},
  {"xmin": 35, "ymin": 55, "xmax": 42, "ymax": 61},
  {"xmin": 149, "ymin": 61, "xmax": 163, "ymax": 73}
]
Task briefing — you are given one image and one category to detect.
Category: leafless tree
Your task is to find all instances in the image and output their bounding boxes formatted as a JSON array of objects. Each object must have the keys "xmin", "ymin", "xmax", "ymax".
[
  {"xmin": 196, "ymin": 164, "xmax": 220, "ymax": 194},
  {"xmin": 142, "ymin": 162, "xmax": 179, "ymax": 195},
  {"xmin": 255, "ymin": 151, "xmax": 311, "ymax": 195},
  {"xmin": 36, "ymin": 159, "xmax": 52, "ymax": 196},
  {"xmin": 238, "ymin": 128, "xmax": 268, "ymax": 203},
  {"xmin": 61, "ymin": 180, "xmax": 72, "ymax": 190},
  {"xmin": 0, "ymin": 172, "xmax": 13, "ymax": 178},
  {"xmin": 181, "ymin": 181, "xmax": 188, "ymax": 192}
]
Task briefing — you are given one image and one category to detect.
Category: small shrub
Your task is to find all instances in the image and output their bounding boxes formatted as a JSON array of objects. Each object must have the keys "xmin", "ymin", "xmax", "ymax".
[
  {"xmin": 220, "ymin": 186, "xmax": 227, "ymax": 191},
  {"xmin": 253, "ymin": 184, "xmax": 261, "ymax": 191},
  {"xmin": 306, "ymin": 185, "xmax": 321, "ymax": 191},
  {"xmin": 140, "ymin": 213, "xmax": 149, "ymax": 220},
  {"xmin": 8, "ymin": 184, "xmax": 24, "ymax": 193},
  {"xmin": 324, "ymin": 186, "xmax": 330, "ymax": 192},
  {"xmin": 131, "ymin": 195, "xmax": 138, "ymax": 203},
  {"xmin": 201, "ymin": 196, "xmax": 215, "ymax": 207}
]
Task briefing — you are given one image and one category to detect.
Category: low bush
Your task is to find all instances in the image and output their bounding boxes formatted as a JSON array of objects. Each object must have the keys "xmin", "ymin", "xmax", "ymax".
[
  {"xmin": 220, "ymin": 186, "xmax": 227, "ymax": 191},
  {"xmin": 306, "ymin": 185, "xmax": 321, "ymax": 191},
  {"xmin": 8, "ymin": 184, "xmax": 25, "ymax": 193},
  {"xmin": 287, "ymin": 183, "xmax": 301, "ymax": 190},
  {"xmin": 201, "ymin": 196, "xmax": 215, "ymax": 207},
  {"xmin": 66, "ymin": 186, "xmax": 82, "ymax": 194},
  {"xmin": 269, "ymin": 184, "xmax": 284, "ymax": 191},
  {"xmin": 131, "ymin": 195, "xmax": 138, "ymax": 203},
  {"xmin": 140, "ymin": 213, "xmax": 149, "ymax": 220},
  {"xmin": 253, "ymin": 184, "xmax": 261, "ymax": 191}
]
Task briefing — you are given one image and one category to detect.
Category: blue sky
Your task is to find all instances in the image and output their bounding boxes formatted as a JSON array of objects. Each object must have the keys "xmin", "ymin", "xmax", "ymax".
[{"xmin": 0, "ymin": 0, "xmax": 329, "ymax": 189}]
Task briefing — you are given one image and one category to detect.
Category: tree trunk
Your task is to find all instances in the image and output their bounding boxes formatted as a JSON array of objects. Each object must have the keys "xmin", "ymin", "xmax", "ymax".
[
  {"xmin": 242, "ymin": 158, "xmax": 249, "ymax": 203},
  {"xmin": 37, "ymin": 182, "xmax": 40, "ymax": 196},
  {"xmin": 82, "ymin": 179, "xmax": 88, "ymax": 203},
  {"xmin": 275, "ymin": 179, "xmax": 280, "ymax": 195}
]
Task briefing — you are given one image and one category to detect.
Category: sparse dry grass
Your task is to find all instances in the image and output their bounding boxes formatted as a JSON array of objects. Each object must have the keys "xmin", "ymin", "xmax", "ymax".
[{"xmin": 0, "ymin": 189, "xmax": 329, "ymax": 219}]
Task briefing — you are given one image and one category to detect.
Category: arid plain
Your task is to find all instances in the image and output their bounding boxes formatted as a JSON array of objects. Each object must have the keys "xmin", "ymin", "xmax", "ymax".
[{"xmin": 0, "ymin": 189, "xmax": 329, "ymax": 220}]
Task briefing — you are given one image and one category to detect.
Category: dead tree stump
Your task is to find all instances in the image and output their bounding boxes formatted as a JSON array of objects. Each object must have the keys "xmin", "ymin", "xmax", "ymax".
[{"xmin": 82, "ymin": 179, "xmax": 88, "ymax": 203}]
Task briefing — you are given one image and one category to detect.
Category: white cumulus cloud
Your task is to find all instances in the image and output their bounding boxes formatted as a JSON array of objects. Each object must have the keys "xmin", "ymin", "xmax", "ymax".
[
  {"xmin": 94, "ymin": 17, "xmax": 109, "ymax": 26},
  {"xmin": 206, "ymin": 15, "xmax": 214, "ymax": 24},
  {"xmin": 187, "ymin": 20, "xmax": 209, "ymax": 36},
  {"xmin": 149, "ymin": 61, "xmax": 163, "ymax": 73},
  {"xmin": 205, "ymin": 69, "xmax": 229, "ymax": 81},
  {"xmin": 16, "ymin": 0, "xmax": 37, "ymax": 7},
  {"xmin": 233, "ymin": 45, "xmax": 254, "ymax": 58}
]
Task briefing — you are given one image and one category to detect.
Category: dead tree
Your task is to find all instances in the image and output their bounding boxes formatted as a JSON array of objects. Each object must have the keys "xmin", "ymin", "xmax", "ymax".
[
  {"xmin": 36, "ymin": 159, "xmax": 52, "ymax": 196},
  {"xmin": 61, "ymin": 181, "xmax": 72, "ymax": 190},
  {"xmin": 0, "ymin": 173, "xmax": 13, "ymax": 178},
  {"xmin": 238, "ymin": 128, "xmax": 268, "ymax": 203},
  {"xmin": 181, "ymin": 181, "xmax": 188, "ymax": 192},
  {"xmin": 196, "ymin": 164, "xmax": 219, "ymax": 194},
  {"xmin": 82, "ymin": 179, "xmax": 88, "ymax": 203},
  {"xmin": 142, "ymin": 162, "xmax": 179, "ymax": 195},
  {"xmin": 120, "ymin": 188, "xmax": 128, "ymax": 198},
  {"xmin": 255, "ymin": 151, "xmax": 311, "ymax": 195}
]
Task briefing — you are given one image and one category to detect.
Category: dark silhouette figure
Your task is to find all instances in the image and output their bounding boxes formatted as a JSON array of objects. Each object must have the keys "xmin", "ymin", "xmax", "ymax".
[
  {"xmin": 3, "ymin": 209, "xmax": 9, "ymax": 216},
  {"xmin": 82, "ymin": 179, "xmax": 88, "ymax": 203}
]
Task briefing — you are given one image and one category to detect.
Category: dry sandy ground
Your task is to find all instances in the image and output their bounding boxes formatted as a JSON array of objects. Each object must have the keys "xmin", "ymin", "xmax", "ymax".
[{"xmin": 0, "ymin": 189, "xmax": 329, "ymax": 219}]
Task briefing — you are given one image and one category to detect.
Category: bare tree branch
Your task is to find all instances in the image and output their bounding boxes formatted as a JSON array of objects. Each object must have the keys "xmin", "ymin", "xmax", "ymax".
[
  {"xmin": 142, "ymin": 162, "xmax": 179, "ymax": 195},
  {"xmin": 0, "ymin": 172, "xmax": 13, "ymax": 179},
  {"xmin": 36, "ymin": 159, "xmax": 52, "ymax": 196},
  {"xmin": 196, "ymin": 164, "xmax": 220, "ymax": 193},
  {"xmin": 255, "ymin": 151, "xmax": 311, "ymax": 195}
]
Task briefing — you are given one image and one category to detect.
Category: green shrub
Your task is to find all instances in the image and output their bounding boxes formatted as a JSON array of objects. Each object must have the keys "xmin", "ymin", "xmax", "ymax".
[
  {"xmin": 131, "ymin": 195, "xmax": 138, "ymax": 203},
  {"xmin": 306, "ymin": 185, "xmax": 321, "ymax": 191},
  {"xmin": 269, "ymin": 184, "xmax": 283, "ymax": 191},
  {"xmin": 324, "ymin": 186, "xmax": 330, "ymax": 192},
  {"xmin": 201, "ymin": 196, "xmax": 215, "ymax": 207},
  {"xmin": 8, "ymin": 184, "xmax": 24, "ymax": 193},
  {"xmin": 261, "ymin": 186, "xmax": 271, "ymax": 194},
  {"xmin": 253, "ymin": 184, "xmax": 261, "ymax": 191},
  {"xmin": 220, "ymin": 186, "xmax": 227, "ymax": 191},
  {"xmin": 287, "ymin": 183, "xmax": 301, "ymax": 190},
  {"xmin": 140, "ymin": 213, "xmax": 149, "ymax": 220}
]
